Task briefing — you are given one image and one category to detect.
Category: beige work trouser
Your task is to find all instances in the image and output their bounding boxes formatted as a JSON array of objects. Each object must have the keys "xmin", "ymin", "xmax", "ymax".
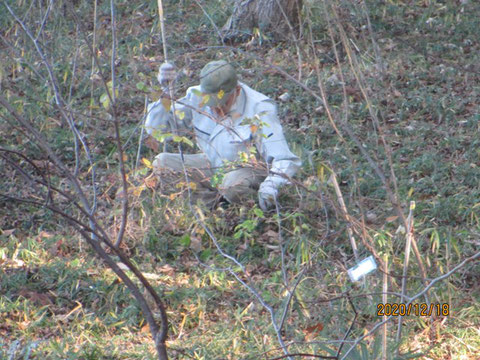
[{"xmin": 153, "ymin": 153, "xmax": 267, "ymax": 206}]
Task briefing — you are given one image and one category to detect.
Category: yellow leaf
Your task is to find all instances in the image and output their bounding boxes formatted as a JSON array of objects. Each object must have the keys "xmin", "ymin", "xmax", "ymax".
[
  {"xmin": 132, "ymin": 184, "xmax": 146, "ymax": 197},
  {"xmin": 142, "ymin": 158, "xmax": 153, "ymax": 169},
  {"xmin": 200, "ymin": 94, "xmax": 210, "ymax": 107},
  {"xmin": 410, "ymin": 201, "xmax": 416, "ymax": 211},
  {"xmin": 317, "ymin": 165, "xmax": 324, "ymax": 181},
  {"xmin": 169, "ymin": 193, "xmax": 177, "ymax": 200},
  {"xmin": 175, "ymin": 110, "xmax": 185, "ymax": 120},
  {"xmin": 175, "ymin": 181, "xmax": 185, "ymax": 189},
  {"xmin": 408, "ymin": 187, "xmax": 414, "ymax": 197},
  {"xmin": 217, "ymin": 89, "xmax": 225, "ymax": 99}
]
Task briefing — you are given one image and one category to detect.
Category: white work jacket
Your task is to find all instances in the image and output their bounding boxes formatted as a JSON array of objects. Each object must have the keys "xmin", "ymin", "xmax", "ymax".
[{"xmin": 145, "ymin": 82, "xmax": 301, "ymax": 189}]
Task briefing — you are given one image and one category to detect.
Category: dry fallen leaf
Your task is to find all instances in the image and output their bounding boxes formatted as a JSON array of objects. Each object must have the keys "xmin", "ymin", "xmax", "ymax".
[
  {"xmin": 1, "ymin": 229, "xmax": 15, "ymax": 236},
  {"xmin": 145, "ymin": 136, "xmax": 160, "ymax": 152},
  {"xmin": 190, "ymin": 236, "xmax": 202, "ymax": 253},
  {"xmin": 144, "ymin": 175, "xmax": 158, "ymax": 189},
  {"xmin": 17, "ymin": 289, "xmax": 53, "ymax": 306},
  {"xmin": 386, "ymin": 215, "xmax": 399, "ymax": 223},
  {"xmin": 303, "ymin": 322, "xmax": 324, "ymax": 340},
  {"xmin": 158, "ymin": 264, "xmax": 175, "ymax": 277},
  {"xmin": 140, "ymin": 323, "xmax": 150, "ymax": 333}
]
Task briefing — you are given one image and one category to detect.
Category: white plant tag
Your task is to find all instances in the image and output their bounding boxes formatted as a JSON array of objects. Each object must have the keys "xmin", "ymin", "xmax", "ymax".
[{"xmin": 348, "ymin": 255, "xmax": 377, "ymax": 282}]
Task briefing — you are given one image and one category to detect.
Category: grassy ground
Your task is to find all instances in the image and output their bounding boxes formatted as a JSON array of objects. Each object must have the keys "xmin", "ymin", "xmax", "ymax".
[{"xmin": 1, "ymin": 0, "xmax": 479, "ymax": 359}]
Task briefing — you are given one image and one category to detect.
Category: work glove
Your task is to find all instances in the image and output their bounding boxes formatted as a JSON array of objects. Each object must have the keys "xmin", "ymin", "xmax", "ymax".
[
  {"xmin": 258, "ymin": 182, "xmax": 278, "ymax": 211},
  {"xmin": 157, "ymin": 62, "xmax": 176, "ymax": 86}
]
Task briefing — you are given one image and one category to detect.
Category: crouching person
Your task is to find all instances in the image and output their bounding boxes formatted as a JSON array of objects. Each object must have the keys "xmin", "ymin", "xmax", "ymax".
[{"xmin": 145, "ymin": 60, "xmax": 301, "ymax": 211}]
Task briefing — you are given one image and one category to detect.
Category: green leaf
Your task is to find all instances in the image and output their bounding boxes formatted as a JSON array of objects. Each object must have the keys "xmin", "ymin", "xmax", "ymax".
[
  {"xmin": 135, "ymin": 167, "xmax": 148, "ymax": 176},
  {"xmin": 152, "ymin": 130, "xmax": 173, "ymax": 143},
  {"xmin": 136, "ymin": 81, "xmax": 147, "ymax": 91},
  {"xmin": 180, "ymin": 234, "xmax": 191, "ymax": 247},
  {"xmin": 253, "ymin": 208, "xmax": 264, "ymax": 218},
  {"xmin": 175, "ymin": 110, "xmax": 185, "ymax": 120},
  {"xmin": 243, "ymin": 220, "xmax": 255, "ymax": 231},
  {"xmin": 200, "ymin": 248, "xmax": 212, "ymax": 262},
  {"xmin": 171, "ymin": 135, "xmax": 194, "ymax": 147},
  {"xmin": 180, "ymin": 137, "xmax": 194, "ymax": 147}
]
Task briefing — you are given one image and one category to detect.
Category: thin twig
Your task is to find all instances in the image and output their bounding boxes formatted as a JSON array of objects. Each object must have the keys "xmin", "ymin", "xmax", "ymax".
[
  {"xmin": 0, "ymin": 94, "xmax": 93, "ymax": 227},
  {"xmin": 336, "ymin": 295, "xmax": 358, "ymax": 358},
  {"xmin": 89, "ymin": 0, "xmax": 98, "ymax": 119},
  {"xmin": 192, "ymin": 0, "xmax": 225, "ymax": 46},
  {"xmin": 382, "ymin": 255, "xmax": 388, "ymax": 360},
  {"xmin": 273, "ymin": 183, "xmax": 289, "ymax": 290},
  {"xmin": 278, "ymin": 268, "xmax": 307, "ymax": 332},
  {"xmin": 396, "ymin": 201, "xmax": 415, "ymax": 346},
  {"xmin": 68, "ymin": 24, "xmax": 80, "ymax": 105},
  {"xmin": 274, "ymin": 0, "xmax": 302, "ymax": 80},
  {"xmin": 109, "ymin": 0, "xmax": 129, "ymax": 248},
  {"xmin": 3, "ymin": 1, "xmax": 98, "ymax": 235},
  {"xmin": 268, "ymin": 354, "xmax": 336, "ymax": 360},
  {"xmin": 135, "ymin": 97, "xmax": 149, "ymax": 171},
  {"xmin": 34, "ymin": 0, "xmax": 52, "ymax": 41},
  {"xmin": 157, "ymin": 0, "xmax": 168, "ymax": 62},
  {"xmin": 361, "ymin": 0, "xmax": 385, "ymax": 75},
  {"xmin": 329, "ymin": 171, "xmax": 359, "ymax": 262}
]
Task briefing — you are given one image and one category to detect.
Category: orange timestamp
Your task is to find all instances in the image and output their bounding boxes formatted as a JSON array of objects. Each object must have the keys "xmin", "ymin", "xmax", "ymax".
[{"xmin": 377, "ymin": 303, "xmax": 450, "ymax": 317}]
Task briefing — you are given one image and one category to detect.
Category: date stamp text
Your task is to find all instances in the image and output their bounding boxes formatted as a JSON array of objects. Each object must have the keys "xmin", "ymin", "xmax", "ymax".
[{"xmin": 377, "ymin": 303, "xmax": 449, "ymax": 317}]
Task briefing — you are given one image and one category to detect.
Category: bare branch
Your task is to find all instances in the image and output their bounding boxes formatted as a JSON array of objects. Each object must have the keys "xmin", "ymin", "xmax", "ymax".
[{"xmin": 109, "ymin": 0, "xmax": 129, "ymax": 248}]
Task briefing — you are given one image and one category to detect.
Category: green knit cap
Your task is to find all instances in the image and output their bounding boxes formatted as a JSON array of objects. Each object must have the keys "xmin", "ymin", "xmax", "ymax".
[{"xmin": 200, "ymin": 60, "xmax": 237, "ymax": 95}]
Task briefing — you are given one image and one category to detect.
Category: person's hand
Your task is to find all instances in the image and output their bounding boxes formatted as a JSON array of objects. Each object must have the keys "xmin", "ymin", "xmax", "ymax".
[
  {"xmin": 157, "ymin": 62, "xmax": 176, "ymax": 86},
  {"xmin": 258, "ymin": 182, "xmax": 278, "ymax": 211}
]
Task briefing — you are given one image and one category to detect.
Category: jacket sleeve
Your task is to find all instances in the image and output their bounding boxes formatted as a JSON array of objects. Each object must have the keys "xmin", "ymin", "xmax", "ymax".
[
  {"xmin": 255, "ymin": 100, "xmax": 301, "ymax": 189},
  {"xmin": 145, "ymin": 89, "xmax": 196, "ymax": 136}
]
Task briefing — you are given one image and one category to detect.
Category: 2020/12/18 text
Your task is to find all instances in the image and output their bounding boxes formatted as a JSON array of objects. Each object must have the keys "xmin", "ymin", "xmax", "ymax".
[{"xmin": 377, "ymin": 303, "xmax": 449, "ymax": 317}]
